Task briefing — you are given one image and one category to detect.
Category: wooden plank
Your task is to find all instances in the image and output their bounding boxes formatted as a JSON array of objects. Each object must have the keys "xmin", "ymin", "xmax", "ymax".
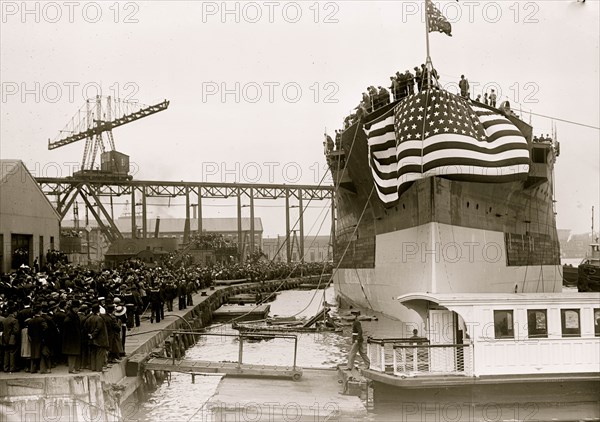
[
  {"xmin": 212, "ymin": 304, "xmax": 271, "ymax": 322},
  {"xmin": 144, "ymin": 358, "xmax": 302, "ymax": 380}
]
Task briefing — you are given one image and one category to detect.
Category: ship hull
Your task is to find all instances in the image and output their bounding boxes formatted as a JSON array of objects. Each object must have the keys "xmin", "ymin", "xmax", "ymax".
[
  {"xmin": 330, "ymin": 109, "xmax": 561, "ymax": 322},
  {"xmin": 333, "ymin": 221, "xmax": 562, "ymax": 323}
]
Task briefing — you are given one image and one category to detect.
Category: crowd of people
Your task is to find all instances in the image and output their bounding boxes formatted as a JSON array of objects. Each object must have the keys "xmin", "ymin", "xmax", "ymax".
[
  {"xmin": 474, "ymin": 89, "xmax": 498, "ymax": 107},
  {"xmin": 533, "ymin": 134, "xmax": 554, "ymax": 143},
  {"xmin": 343, "ymin": 64, "xmax": 441, "ymax": 129},
  {"xmin": 0, "ymin": 254, "xmax": 332, "ymax": 375},
  {"xmin": 340, "ymin": 67, "xmax": 510, "ymax": 132}
]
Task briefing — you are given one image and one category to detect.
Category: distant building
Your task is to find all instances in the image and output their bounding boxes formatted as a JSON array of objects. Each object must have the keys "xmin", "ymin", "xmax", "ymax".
[
  {"xmin": 61, "ymin": 217, "xmax": 263, "ymax": 263},
  {"xmin": 262, "ymin": 235, "xmax": 331, "ymax": 262},
  {"xmin": 114, "ymin": 217, "xmax": 263, "ymax": 247},
  {"xmin": 559, "ymin": 230, "xmax": 594, "ymax": 259},
  {"xmin": 0, "ymin": 160, "xmax": 60, "ymax": 272},
  {"xmin": 104, "ymin": 237, "xmax": 177, "ymax": 268}
]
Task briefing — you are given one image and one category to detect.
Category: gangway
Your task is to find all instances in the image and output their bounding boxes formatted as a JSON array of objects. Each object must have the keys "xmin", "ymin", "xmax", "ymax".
[{"xmin": 143, "ymin": 331, "xmax": 303, "ymax": 381}]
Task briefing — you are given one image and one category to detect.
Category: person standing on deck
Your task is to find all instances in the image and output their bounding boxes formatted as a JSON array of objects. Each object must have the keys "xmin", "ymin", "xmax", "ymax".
[
  {"xmin": 346, "ymin": 314, "xmax": 370, "ymax": 370},
  {"xmin": 459, "ymin": 75, "xmax": 470, "ymax": 98},
  {"xmin": 489, "ymin": 89, "xmax": 497, "ymax": 107}
]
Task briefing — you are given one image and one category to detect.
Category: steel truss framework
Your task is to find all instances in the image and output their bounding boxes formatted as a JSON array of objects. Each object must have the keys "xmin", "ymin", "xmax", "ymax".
[{"xmin": 36, "ymin": 177, "xmax": 335, "ymax": 263}]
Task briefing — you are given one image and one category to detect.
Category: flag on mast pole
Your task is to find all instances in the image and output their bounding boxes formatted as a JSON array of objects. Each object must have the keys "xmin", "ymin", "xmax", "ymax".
[{"xmin": 426, "ymin": 0, "xmax": 452, "ymax": 37}]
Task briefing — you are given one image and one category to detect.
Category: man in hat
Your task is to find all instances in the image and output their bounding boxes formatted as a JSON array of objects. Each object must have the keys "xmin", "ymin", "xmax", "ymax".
[
  {"xmin": 84, "ymin": 304, "xmax": 109, "ymax": 372},
  {"xmin": 62, "ymin": 301, "xmax": 81, "ymax": 373},
  {"xmin": 459, "ymin": 75, "xmax": 470, "ymax": 99},
  {"xmin": 346, "ymin": 313, "xmax": 370, "ymax": 371},
  {"xmin": 489, "ymin": 89, "xmax": 497, "ymax": 107},
  {"xmin": 164, "ymin": 282, "xmax": 176, "ymax": 312},
  {"xmin": 2, "ymin": 306, "xmax": 20, "ymax": 372},
  {"xmin": 28, "ymin": 305, "xmax": 48, "ymax": 373},
  {"xmin": 405, "ymin": 70, "xmax": 415, "ymax": 96},
  {"xmin": 389, "ymin": 76, "xmax": 399, "ymax": 102},
  {"xmin": 42, "ymin": 302, "xmax": 60, "ymax": 369},
  {"xmin": 414, "ymin": 66, "xmax": 422, "ymax": 92},
  {"xmin": 78, "ymin": 304, "xmax": 91, "ymax": 370},
  {"xmin": 98, "ymin": 297, "xmax": 106, "ymax": 315},
  {"xmin": 102, "ymin": 304, "xmax": 121, "ymax": 364},
  {"xmin": 114, "ymin": 305, "xmax": 127, "ymax": 355},
  {"xmin": 177, "ymin": 281, "xmax": 187, "ymax": 311},
  {"xmin": 149, "ymin": 286, "xmax": 163, "ymax": 324}
]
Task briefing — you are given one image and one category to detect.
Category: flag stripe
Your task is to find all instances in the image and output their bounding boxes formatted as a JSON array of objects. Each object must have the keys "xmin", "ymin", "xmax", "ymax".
[{"xmin": 365, "ymin": 90, "xmax": 531, "ymax": 206}]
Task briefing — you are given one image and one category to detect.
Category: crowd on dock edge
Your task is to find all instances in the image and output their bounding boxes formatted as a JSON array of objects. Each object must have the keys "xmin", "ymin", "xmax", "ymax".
[
  {"xmin": 323, "ymin": 67, "xmax": 553, "ymax": 156},
  {"xmin": 0, "ymin": 251, "xmax": 331, "ymax": 375}
]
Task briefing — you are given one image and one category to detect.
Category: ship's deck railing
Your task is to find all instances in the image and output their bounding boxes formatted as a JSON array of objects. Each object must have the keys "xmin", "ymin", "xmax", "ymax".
[
  {"xmin": 367, "ymin": 338, "xmax": 473, "ymax": 377},
  {"xmin": 367, "ymin": 337, "xmax": 429, "ymax": 373}
]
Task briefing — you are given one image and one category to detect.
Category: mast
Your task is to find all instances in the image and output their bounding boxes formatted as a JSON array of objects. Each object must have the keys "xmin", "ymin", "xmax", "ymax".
[
  {"xmin": 592, "ymin": 206, "xmax": 595, "ymax": 243},
  {"xmin": 424, "ymin": 0, "xmax": 432, "ymax": 63},
  {"xmin": 424, "ymin": 0, "xmax": 433, "ymax": 88}
]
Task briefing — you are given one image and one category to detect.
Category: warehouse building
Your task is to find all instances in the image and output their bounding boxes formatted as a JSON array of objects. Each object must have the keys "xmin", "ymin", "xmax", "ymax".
[{"xmin": 0, "ymin": 160, "xmax": 60, "ymax": 272}]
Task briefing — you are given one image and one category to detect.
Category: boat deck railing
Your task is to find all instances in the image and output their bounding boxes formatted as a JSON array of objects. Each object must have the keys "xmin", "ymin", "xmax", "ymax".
[{"xmin": 367, "ymin": 337, "xmax": 473, "ymax": 377}]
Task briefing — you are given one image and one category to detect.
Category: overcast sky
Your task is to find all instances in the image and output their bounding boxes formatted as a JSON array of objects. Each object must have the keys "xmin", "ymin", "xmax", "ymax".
[{"xmin": 1, "ymin": 0, "xmax": 599, "ymax": 238}]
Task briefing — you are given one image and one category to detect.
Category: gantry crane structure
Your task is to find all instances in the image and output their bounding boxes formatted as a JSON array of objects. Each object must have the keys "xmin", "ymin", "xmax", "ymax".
[
  {"xmin": 36, "ymin": 177, "xmax": 335, "ymax": 262},
  {"xmin": 41, "ymin": 96, "xmax": 335, "ymax": 264},
  {"xmin": 48, "ymin": 96, "xmax": 169, "ymax": 178}
]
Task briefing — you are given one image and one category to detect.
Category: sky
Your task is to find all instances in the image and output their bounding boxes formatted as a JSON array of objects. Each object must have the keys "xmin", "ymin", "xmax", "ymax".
[{"xmin": 1, "ymin": 0, "xmax": 599, "ymax": 238}]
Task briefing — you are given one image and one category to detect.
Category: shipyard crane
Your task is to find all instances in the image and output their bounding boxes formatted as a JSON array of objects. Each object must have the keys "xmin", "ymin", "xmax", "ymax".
[{"xmin": 48, "ymin": 96, "xmax": 169, "ymax": 177}]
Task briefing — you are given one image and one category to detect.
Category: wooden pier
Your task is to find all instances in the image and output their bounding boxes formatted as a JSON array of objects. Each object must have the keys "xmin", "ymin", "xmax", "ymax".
[
  {"xmin": 206, "ymin": 368, "xmax": 367, "ymax": 421},
  {"xmin": 212, "ymin": 303, "xmax": 270, "ymax": 322}
]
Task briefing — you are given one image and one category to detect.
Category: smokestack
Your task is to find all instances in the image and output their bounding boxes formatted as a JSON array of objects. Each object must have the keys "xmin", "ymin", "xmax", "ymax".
[{"xmin": 154, "ymin": 216, "xmax": 160, "ymax": 238}]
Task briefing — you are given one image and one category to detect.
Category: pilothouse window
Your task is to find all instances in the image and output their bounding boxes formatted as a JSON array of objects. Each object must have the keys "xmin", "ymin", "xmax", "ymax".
[
  {"xmin": 494, "ymin": 310, "xmax": 514, "ymax": 339},
  {"xmin": 561, "ymin": 309, "xmax": 581, "ymax": 337},
  {"xmin": 527, "ymin": 309, "xmax": 548, "ymax": 338},
  {"xmin": 594, "ymin": 309, "xmax": 600, "ymax": 337}
]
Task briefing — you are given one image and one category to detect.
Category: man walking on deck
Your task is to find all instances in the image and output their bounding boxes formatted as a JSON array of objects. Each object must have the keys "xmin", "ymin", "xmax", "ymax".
[{"xmin": 346, "ymin": 314, "xmax": 370, "ymax": 370}]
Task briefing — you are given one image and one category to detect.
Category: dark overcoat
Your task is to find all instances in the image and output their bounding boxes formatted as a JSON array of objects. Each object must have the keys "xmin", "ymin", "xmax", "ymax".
[
  {"xmin": 84, "ymin": 314, "xmax": 109, "ymax": 349},
  {"xmin": 27, "ymin": 315, "xmax": 47, "ymax": 359},
  {"xmin": 61, "ymin": 310, "xmax": 81, "ymax": 356}
]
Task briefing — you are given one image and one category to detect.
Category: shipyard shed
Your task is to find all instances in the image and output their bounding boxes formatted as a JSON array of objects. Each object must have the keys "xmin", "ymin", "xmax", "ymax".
[{"xmin": 0, "ymin": 160, "xmax": 60, "ymax": 272}]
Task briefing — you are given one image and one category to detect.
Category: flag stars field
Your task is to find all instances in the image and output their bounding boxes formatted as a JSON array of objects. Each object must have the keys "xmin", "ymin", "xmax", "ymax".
[{"xmin": 364, "ymin": 89, "xmax": 532, "ymax": 204}]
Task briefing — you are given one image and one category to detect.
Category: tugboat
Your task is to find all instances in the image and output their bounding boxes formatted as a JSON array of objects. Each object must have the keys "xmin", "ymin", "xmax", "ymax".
[
  {"xmin": 562, "ymin": 262, "xmax": 579, "ymax": 287},
  {"xmin": 578, "ymin": 242, "xmax": 600, "ymax": 292}
]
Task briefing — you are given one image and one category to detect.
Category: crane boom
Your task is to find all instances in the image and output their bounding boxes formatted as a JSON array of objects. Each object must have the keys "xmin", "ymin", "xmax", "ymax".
[{"xmin": 48, "ymin": 99, "xmax": 170, "ymax": 150}]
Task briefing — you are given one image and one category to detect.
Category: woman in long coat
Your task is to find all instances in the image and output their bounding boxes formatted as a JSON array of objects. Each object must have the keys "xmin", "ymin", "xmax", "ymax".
[{"xmin": 62, "ymin": 304, "xmax": 81, "ymax": 373}]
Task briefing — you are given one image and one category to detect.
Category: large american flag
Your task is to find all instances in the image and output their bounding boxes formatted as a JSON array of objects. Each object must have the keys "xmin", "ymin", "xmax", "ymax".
[
  {"xmin": 364, "ymin": 90, "xmax": 531, "ymax": 204},
  {"xmin": 427, "ymin": 0, "xmax": 452, "ymax": 36}
]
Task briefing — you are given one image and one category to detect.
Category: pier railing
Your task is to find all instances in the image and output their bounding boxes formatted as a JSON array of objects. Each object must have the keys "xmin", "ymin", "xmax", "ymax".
[{"xmin": 367, "ymin": 338, "xmax": 473, "ymax": 377}]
